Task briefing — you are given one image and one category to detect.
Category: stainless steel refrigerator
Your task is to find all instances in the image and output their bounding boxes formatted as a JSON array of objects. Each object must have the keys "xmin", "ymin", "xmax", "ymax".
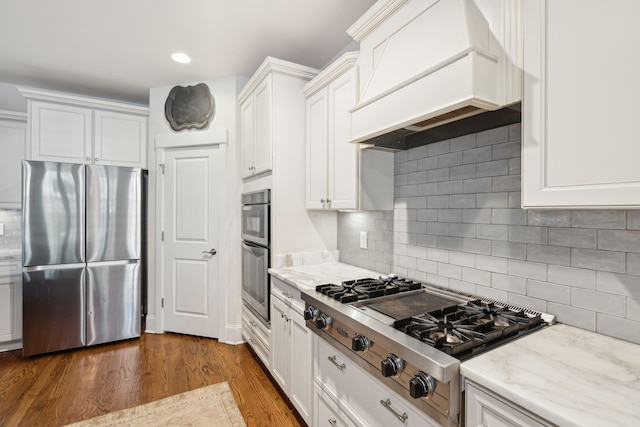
[{"xmin": 22, "ymin": 160, "xmax": 144, "ymax": 357}]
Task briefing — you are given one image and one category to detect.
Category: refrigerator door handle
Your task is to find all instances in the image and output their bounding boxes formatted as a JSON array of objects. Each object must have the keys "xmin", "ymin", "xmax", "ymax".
[
  {"xmin": 23, "ymin": 263, "xmax": 86, "ymax": 272},
  {"xmin": 86, "ymin": 259, "xmax": 139, "ymax": 267}
]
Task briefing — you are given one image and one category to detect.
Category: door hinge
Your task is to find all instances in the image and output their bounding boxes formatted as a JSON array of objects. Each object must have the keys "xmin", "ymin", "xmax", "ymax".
[
  {"xmin": 159, "ymin": 163, "xmax": 165, "ymax": 174},
  {"xmin": 161, "ymin": 298, "xmax": 164, "ymax": 308},
  {"xmin": 161, "ymin": 231, "xmax": 164, "ymax": 241}
]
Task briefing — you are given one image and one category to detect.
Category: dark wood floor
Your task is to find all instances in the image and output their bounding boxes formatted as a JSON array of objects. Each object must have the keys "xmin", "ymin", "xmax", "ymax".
[{"xmin": 0, "ymin": 333, "xmax": 302, "ymax": 427}]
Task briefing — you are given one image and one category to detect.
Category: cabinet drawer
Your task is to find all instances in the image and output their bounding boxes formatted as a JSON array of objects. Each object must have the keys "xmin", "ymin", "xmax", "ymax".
[
  {"xmin": 272, "ymin": 277, "xmax": 302, "ymax": 302},
  {"xmin": 242, "ymin": 318, "xmax": 270, "ymax": 368},
  {"xmin": 242, "ymin": 307, "xmax": 270, "ymax": 349},
  {"xmin": 271, "ymin": 277, "xmax": 305, "ymax": 315},
  {"xmin": 314, "ymin": 383, "xmax": 357, "ymax": 427},
  {"xmin": 466, "ymin": 381, "xmax": 549, "ymax": 427},
  {"xmin": 316, "ymin": 336, "xmax": 438, "ymax": 427}
]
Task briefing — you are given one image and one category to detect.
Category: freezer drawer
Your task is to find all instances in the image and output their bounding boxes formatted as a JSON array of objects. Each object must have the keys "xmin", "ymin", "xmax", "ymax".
[
  {"xmin": 86, "ymin": 261, "xmax": 141, "ymax": 346},
  {"xmin": 22, "ymin": 266, "xmax": 86, "ymax": 357},
  {"xmin": 86, "ymin": 165, "xmax": 141, "ymax": 262}
]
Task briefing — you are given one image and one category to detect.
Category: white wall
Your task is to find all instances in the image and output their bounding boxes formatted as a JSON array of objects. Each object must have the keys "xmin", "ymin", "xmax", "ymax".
[{"xmin": 146, "ymin": 76, "xmax": 248, "ymax": 344}]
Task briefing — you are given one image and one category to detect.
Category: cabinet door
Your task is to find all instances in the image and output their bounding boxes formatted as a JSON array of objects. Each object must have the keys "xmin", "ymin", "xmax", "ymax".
[
  {"xmin": 240, "ymin": 97, "xmax": 255, "ymax": 178},
  {"xmin": 270, "ymin": 295, "xmax": 290, "ymax": 392},
  {"xmin": 30, "ymin": 101, "xmax": 92, "ymax": 163},
  {"xmin": 94, "ymin": 110, "xmax": 147, "ymax": 168},
  {"xmin": 522, "ymin": 0, "xmax": 640, "ymax": 208},
  {"xmin": 290, "ymin": 309, "xmax": 313, "ymax": 424},
  {"xmin": 0, "ymin": 274, "xmax": 22, "ymax": 343},
  {"xmin": 306, "ymin": 89, "xmax": 329, "ymax": 209},
  {"xmin": 253, "ymin": 76, "xmax": 273, "ymax": 176},
  {"xmin": 0, "ymin": 119, "xmax": 26, "ymax": 208},
  {"xmin": 328, "ymin": 70, "xmax": 358, "ymax": 210}
]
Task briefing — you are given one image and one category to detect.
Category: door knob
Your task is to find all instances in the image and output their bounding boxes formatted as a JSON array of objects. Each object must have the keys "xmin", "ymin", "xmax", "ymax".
[{"xmin": 202, "ymin": 248, "xmax": 217, "ymax": 256}]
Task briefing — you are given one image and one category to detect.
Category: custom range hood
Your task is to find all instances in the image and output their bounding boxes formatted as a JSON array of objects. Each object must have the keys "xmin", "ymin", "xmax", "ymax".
[{"xmin": 349, "ymin": 0, "xmax": 522, "ymax": 149}]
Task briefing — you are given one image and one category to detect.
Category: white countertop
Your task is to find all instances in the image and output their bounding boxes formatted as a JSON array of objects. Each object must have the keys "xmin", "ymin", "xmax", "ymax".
[
  {"xmin": 461, "ymin": 323, "xmax": 640, "ymax": 427},
  {"xmin": 269, "ymin": 262, "xmax": 382, "ymax": 291}
]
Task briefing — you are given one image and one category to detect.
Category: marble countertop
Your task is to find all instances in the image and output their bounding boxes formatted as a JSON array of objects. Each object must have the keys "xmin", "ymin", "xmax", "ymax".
[
  {"xmin": 461, "ymin": 323, "xmax": 640, "ymax": 427},
  {"xmin": 269, "ymin": 262, "xmax": 382, "ymax": 291}
]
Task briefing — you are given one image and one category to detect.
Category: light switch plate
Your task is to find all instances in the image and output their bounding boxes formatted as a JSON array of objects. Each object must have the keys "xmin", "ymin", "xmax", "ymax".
[
  {"xmin": 359, "ymin": 231, "xmax": 368, "ymax": 249},
  {"xmin": 0, "ymin": 224, "xmax": 4, "ymax": 236}
]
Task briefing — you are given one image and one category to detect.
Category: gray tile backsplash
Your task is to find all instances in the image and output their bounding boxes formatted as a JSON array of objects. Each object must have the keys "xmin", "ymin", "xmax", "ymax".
[{"xmin": 338, "ymin": 123, "xmax": 640, "ymax": 345}]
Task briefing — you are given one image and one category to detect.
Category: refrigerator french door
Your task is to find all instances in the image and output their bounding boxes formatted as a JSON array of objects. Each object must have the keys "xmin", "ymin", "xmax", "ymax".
[{"xmin": 22, "ymin": 160, "xmax": 142, "ymax": 356}]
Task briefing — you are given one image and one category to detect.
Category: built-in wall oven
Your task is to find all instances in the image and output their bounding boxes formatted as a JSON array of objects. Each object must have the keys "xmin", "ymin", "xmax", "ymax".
[{"xmin": 241, "ymin": 189, "xmax": 270, "ymax": 325}]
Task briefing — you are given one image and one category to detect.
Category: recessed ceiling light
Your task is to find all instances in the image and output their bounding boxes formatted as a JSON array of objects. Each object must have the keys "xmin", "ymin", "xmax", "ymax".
[{"xmin": 171, "ymin": 52, "xmax": 191, "ymax": 64}]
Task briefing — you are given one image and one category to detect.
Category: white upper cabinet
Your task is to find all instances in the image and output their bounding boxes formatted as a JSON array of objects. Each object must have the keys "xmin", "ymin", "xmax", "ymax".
[
  {"xmin": 522, "ymin": 0, "xmax": 640, "ymax": 208},
  {"xmin": 240, "ymin": 77, "xmax": 272, "ymax": 178},
  {"xmin": 19, "ymin": 88, "xmax": 148, "ymax": 168},
  {"xmin": 93, "ymin": 110, "xmax": 147, "ymax": 167},
  {"xmin": 239, "ymin": 57, "xmax": 318, "ymax": 180},
  {"xmin": 0, "ymin": 112, "xmax": 27, "ymax": 208},
  {"xmin": 304, "ymin": 52, "xmax": 393, "ymax": 211}
]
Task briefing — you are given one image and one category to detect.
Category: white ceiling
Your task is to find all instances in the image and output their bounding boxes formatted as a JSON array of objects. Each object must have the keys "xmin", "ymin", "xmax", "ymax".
[{"xmin": 0, "ymin": 0, "xmax": 375, "ymax": 109}]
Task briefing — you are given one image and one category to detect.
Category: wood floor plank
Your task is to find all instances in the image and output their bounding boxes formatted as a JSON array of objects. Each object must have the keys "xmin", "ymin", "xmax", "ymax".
[{"xmin": 0, "ymin": 333, "xmax": 302, "ymax": 427}]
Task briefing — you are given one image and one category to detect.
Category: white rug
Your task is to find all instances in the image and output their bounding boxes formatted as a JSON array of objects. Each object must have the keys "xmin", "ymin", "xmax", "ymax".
[{"xmin": 64, "ymin": 382, "xmax": 246, "ymax": 427}]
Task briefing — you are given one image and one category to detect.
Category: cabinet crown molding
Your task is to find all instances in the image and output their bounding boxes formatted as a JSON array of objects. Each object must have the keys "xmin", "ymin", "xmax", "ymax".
[
  {"xmin": 347, "ymin": 0, "xmax": 410, "ymax": 41},
  {"xmin": 17, "ymin": 87, "xmax": 149, "ymax": 116},
  {"xmin": 0, "ymin": 110, "xmax": 27, "ymax": 122},
  {"xmin": 303, "ymin": 52, "xmax": 359, "ymax": 97},
  {"xmin": 238, "ymin": 56, "xmax": 319, "ymax": 104}
]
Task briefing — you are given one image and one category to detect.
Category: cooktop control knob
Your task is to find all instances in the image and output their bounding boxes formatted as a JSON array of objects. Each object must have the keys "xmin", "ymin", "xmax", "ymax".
[
  {"xmin": 316, "ymin": 313, "xmax": 332, "ymax": 329},
  {"xmin": 381, "ymin": 354, "xmax": 404, "ymax": 377},
  {"xmin": 351, "ymin": 334, "xmax": 371, "ymax": 352},
  {"xmin": 304, "ymin": 306, "xmax": 318, "ymax": 321},
  {"xmin": 409, "ymin": 371, "xmax": 435, "ymax": 399}
]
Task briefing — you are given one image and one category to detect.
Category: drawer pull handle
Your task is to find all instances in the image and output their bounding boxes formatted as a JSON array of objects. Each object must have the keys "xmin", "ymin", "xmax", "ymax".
[
  {"xmin": 380, "ymin": 399, "xmax": 408, "ymax": 423},
  {"xmin": 328, "ymin": 419, "xmax": 337, "ymax": 427},
  {"xmin": 249, "ymin": 338, "xmax": 257, "ymax": 345},
  {"xmin": 249, "ymin": 320, "xmax": 257, "ymax": 328},
  {"xmin": 328, "ymin": 355, "xmax": 345, "ymax": 371}
]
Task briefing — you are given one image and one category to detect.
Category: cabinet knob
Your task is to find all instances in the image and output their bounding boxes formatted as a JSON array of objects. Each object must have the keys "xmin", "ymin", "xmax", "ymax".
[
  {"xmin": 86, "ymin": 156, "xmax": 91, "ymax": 161},
  {"xmin": 95, "ymin": 157, "xmax": 100, "ymax": 162}
]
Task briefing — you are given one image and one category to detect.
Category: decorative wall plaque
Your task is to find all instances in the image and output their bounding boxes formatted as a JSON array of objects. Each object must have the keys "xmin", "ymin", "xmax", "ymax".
[{"xmin": 164, "ymin": 83, "xmax": 215, "ymax": 131}]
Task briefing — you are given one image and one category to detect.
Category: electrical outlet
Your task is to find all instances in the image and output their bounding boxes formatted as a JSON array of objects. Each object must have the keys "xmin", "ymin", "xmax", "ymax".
[
  {"xmin": 359, "ymin": 231, "xmax": 368, "ymax": 249},
  {"xmin": 0, "ymin": 224, "xmax": 4, "ymax": 236}
]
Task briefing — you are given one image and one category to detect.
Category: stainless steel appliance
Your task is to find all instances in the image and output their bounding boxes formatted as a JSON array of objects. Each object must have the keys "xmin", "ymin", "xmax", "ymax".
[
  {"xmin": 241, "ymin": 189, "xmax": 270, "ymax": 324},
  {"xmin": 22, "ymin": 160, "xmax": 144, "ymax": 357},
  {"xmin": 303, "ymin": 276, "xmax": 555, "ymax": 427}
]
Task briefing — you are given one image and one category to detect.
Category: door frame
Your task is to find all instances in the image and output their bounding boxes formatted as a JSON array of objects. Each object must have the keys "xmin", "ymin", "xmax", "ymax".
[{"xmin": 152, "ymin": 131, "xmax": 229, "ymax": 339}]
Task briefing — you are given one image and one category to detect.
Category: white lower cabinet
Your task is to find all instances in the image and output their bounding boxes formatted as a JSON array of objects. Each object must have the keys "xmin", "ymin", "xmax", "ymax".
[
  {"xmin": 465, "ymin": 381, "xmax": 550, "ymax": 427},
  {"xmin": 270, "ymin": 278, "xmax": 313, "ymax": 425},
  {"xmin": 0, "ymin": 260, "xmax": 22, "ymax": 350},
  {"xmin": 314, "ymin": 383, "xmax": 356, "ymax": 427},
  {"xmin": 314, "ymin": 335, "xmax": 439, "ymax": 427},
  {"xmin": 241, "ymin": 303, "xmax": 270, "ymax": 368}
]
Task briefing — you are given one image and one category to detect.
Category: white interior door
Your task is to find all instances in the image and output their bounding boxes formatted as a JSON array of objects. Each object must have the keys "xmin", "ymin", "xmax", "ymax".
[{"xmin": 161, "ymin": 146, "xmax": 221, "ymax": 338}]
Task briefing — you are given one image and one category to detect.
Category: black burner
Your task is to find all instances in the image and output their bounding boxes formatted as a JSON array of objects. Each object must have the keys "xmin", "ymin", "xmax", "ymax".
[
  {"xmin": 316, "ymin": 276, "xmax": 422, "ymax": 303},
  {"xmin": 393, "ymin": 299, "xmax": 546, "ymax": 359}
]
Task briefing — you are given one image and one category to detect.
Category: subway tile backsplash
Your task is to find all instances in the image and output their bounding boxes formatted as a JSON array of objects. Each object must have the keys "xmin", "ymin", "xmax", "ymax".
[{"xmin": 338, "ymin": 123, "xmax": 640, "ymax": 345}]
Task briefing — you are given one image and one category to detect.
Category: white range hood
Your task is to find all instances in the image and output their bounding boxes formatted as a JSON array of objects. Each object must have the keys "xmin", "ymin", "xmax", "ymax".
[{"xmin": 349, "ymin": 0, "xmax": 522, "ymax": 145}]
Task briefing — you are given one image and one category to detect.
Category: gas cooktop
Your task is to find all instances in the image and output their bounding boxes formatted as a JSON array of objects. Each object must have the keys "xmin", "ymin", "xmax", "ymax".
[
  {"xmin": 303, "ymin": 275, "xmax": 555, "ymax": 426},
  {"xmin": 314, "ymin": 276, "xmax": 547, "ymax": 360}
]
